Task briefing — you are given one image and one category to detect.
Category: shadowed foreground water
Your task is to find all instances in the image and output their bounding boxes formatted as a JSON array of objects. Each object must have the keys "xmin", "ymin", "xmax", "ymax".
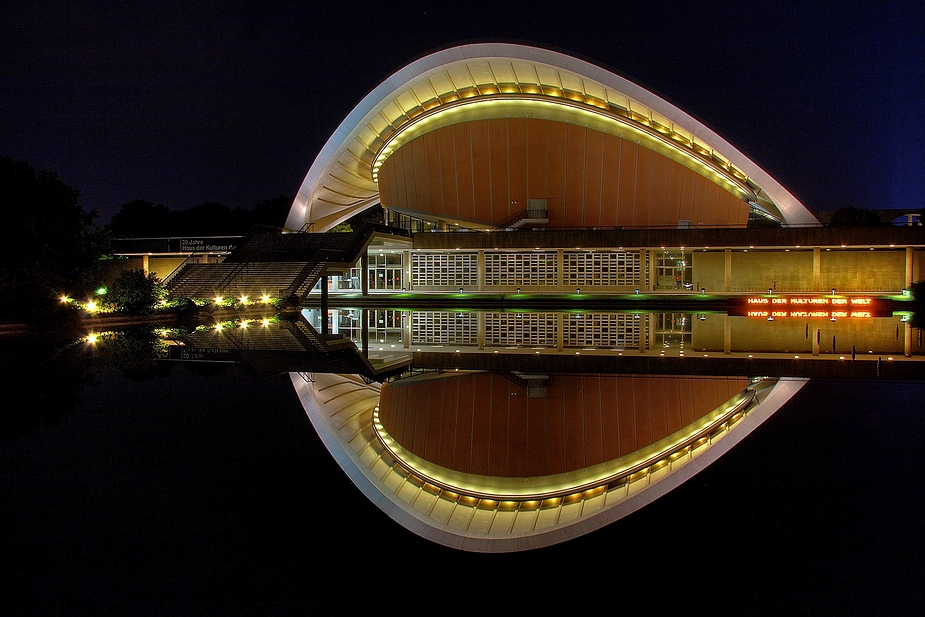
[{"xmin": 1, "ymin": 348, "xmax": 923, "ymax": 614}]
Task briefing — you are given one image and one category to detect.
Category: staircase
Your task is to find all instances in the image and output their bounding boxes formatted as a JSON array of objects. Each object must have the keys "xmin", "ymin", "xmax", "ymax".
[
  {"xmin": 165, "ymin": 223, "xmax": 409, "ymax": 301},
  {"xmin": 493, "ymin": 200, "xmax": 548, "ymax": 230}
]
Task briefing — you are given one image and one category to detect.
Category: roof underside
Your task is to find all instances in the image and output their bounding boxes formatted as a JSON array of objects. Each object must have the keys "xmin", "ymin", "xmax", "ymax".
[{"xmin": 288, "ymin": 44, "xmax": 818, "ymax": 232}]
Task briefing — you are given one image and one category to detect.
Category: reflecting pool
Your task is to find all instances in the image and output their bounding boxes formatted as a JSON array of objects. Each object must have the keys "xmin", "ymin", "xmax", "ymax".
[{"xmin": 2, "ymin": 313, "xmax": 924, "ymax": 610}]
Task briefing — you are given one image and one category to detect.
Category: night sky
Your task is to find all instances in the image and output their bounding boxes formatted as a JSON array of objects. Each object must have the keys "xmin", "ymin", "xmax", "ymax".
[{"xmin": 3, "ymin": 1, "xmax": 923, "ymax": 224}]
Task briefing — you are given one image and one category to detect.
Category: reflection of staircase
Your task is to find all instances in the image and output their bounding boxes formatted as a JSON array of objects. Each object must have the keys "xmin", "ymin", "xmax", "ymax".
[
  {"xmin": 177, "ymin": 314, "xmax": 412, "ymax": 380},
  {"xmin": 165, "ymin": 223, "xmax": 409, "ymax": 300},
  {"xmin": 509, "ymin": 372, "xmax": 548, "ymax": 397}
]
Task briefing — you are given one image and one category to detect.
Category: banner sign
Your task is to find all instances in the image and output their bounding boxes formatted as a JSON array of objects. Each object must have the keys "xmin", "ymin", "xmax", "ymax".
[
  {"xmin": 728, "ymin": 296, "xmax": 891, "ymax": 318},
  {"xmin": 110, "ymin": 236, "xmax": 242, "ymax": 255}
]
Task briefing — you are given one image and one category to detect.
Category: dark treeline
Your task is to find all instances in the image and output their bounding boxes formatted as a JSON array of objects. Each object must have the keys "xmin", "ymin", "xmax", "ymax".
[
  {"xmin": 106, "ymin": 196, "xmax": 293, "ymax": 238},
  {"xmin": 0, "ymin": 156, "xmax": 293, "ymax": 321}
]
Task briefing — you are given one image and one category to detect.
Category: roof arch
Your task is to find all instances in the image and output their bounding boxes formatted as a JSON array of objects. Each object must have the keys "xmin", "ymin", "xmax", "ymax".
[{"xmin": 287, "ymin": 43, "xmax": 818, "ymax": 232}]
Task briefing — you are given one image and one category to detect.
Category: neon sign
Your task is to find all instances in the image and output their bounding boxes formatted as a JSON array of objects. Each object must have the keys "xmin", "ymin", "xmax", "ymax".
[{"xmin": 730, "ymin": 297, "xmax": 886, "ymax": 318}]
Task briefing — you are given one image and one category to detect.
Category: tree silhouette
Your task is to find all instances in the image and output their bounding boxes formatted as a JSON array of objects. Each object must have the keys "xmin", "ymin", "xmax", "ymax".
[{"xmin": 0, "ymin": 157, "xmax": 102, "ymax": 319}]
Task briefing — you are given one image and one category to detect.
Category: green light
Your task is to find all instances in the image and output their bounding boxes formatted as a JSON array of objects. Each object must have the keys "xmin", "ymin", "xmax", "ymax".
[{"xmin": 96, "ymin": 286, "xmax": 108, "ymax": 295}]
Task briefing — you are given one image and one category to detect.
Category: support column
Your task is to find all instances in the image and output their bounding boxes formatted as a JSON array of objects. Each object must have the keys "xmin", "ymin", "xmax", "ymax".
[
  {"xmin": 639, "ymin": 314, "xmax": 649, "ymax": 353},
  {"xmin": 403, "ymin": 250, "xmax": 412, "ymax": 291},
  {"xmin": 142, "ymin": 254, "xmax": 150, "ymax": 275},
  {"xmin": 557, "ymin": 313, "xmax": 564, "ymax": 352},
  {"xmin": 723, "ymin": 248, "xmax": 732, "ymax": 293},
  {"xmin": 361, "ymin": 308, "xmax": 369, "ymax": 356},
  {"xmin": 557, "ymin": 249, "xmax": 565, "ymax": 292},
  {"xmin": 723, "ymin": 315, "xmax": 731, "ymax": 354},
  {"xmin": 813, "ymin": 327, "xmax": 820, "ymax": 356},
  {"xmin": 403, "ymin": 311, "xmax": 411, "ymax": 349},
  {"xmin": 320, "ymin": 276, "xmax": 329, "ymax": 335},
  {"xmin": 361, "ymin": 252, "xmax": 369, "ymax": 297},
  {"xmin": 905, "ymin": 323, "xmax": 912, "ymax": 357},
  {"xmin": 477, "ymin": 311, "xmax": 485, "ymax": 350},
  {"xmin": 813, "ymin": 247, "xmax": 821, "ymax": 291},
  {"xmin": 477, "ymin": 250, "xmax": 485, "ymax": 292},
  {"xmin": 648, "ymin": 250, "xmax": 656, "ymax": 291},
  {"xmin": 906, "ymin": 247, "xmax": 914, "ymax": 288}
]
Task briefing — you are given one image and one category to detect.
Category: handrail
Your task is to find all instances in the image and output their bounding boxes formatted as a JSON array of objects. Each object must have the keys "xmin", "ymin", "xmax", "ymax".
[
  {"xmin": 285, "ymin": 222, "xmax": 411, "ymax": 300},
  {"xmin": 494, "ymin": 207, "xmax": 548, "ymax": 229},
  {"xmin": 161, "ymin": 252, "xmax": 198, "ymax": 286}
]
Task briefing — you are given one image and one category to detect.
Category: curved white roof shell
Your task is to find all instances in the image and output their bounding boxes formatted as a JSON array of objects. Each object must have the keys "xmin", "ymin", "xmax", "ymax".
[{"xmin": 287, "ymin": 43, "xmax": 818, "ymax": 232}]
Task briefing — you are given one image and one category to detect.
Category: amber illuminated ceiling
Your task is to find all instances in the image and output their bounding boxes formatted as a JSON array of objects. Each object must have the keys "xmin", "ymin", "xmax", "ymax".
[{"xmin": 288, "ymin": 44, "xmax": 818, "ymax": 231}]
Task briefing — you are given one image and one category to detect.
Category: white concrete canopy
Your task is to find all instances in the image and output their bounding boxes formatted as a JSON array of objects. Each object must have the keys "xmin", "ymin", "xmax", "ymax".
[{"xmin": 287, "ymin": 43, "xmax": 819, "ymax": 232}]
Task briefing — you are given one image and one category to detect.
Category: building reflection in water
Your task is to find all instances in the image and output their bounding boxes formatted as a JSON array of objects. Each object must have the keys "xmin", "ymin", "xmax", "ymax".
[
  {"xmin": 176, "ymin": 307, "xmax": 919, "ymax": 552},
  {"xmin": 302, "ymin": 306, "xmax": 916, "ymax": 357}
]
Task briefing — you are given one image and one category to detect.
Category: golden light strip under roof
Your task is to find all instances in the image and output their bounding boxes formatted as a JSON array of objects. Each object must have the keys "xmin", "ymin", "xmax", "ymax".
[{"xmin": 369, "ymin": 94, "xmax": 757, "ymax": 203}]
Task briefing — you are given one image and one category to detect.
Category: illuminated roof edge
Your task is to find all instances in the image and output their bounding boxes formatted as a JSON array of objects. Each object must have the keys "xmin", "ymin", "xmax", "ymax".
[{"xmin": 287, "ymin": 43, "xmax": 818, "ymax": 231}]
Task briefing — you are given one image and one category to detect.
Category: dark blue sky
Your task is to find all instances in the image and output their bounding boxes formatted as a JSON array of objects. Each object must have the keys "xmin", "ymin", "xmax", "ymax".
[{"xmin": 2, "ymin": 1, "xmax": 923, "ymax": 223}]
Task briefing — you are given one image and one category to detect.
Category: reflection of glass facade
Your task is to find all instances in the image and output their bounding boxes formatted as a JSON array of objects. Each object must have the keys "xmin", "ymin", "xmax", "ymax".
[
  {"xmin": 653, "ymin": 312, "xmax": 692, "ymax": 349},
  {"xmin": 303, "ymin": 307, "xmax": 915, "ymax": 357}
]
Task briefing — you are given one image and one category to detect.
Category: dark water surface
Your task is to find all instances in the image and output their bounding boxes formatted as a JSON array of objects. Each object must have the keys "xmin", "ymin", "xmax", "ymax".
[{"xmin": 2, "ymin": 336, "xmax": 923, "ymax": 615}]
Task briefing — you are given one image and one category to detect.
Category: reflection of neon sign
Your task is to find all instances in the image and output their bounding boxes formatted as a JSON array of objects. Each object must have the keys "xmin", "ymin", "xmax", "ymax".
[{"xmin": 730, "ymin": 297, "xmax": 884, "ymax": 318}]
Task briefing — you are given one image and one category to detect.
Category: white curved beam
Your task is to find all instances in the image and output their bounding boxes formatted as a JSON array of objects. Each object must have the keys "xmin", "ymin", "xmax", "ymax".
[{"xmin": 287, "ymin": 43, "xmax": 818, "ymax": 231}]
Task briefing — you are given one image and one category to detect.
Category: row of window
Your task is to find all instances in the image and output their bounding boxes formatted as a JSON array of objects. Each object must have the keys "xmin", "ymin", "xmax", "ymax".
[
  {"xmin": 410, "ymin": 250, "xmax": 645, "ymax": 287},
  {"xmin": 408, "ymin": 312, "xmax": 641, "ymax": 347}
]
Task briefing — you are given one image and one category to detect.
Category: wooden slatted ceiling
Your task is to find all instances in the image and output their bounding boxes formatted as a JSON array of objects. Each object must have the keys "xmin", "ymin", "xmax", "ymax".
[{"xmin": 378, "ymin": 117, "xmax": 750, "ymax": 228}]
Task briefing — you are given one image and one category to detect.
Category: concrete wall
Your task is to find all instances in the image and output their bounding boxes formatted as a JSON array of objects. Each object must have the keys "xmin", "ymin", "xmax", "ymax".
[
  {"xmin": 820, "ymin": 250, "xmax": 905, "ymax": 292},
  {"xmin": 96, "ymin": 256, "xmax": 187, "ymax": 286},
  {"xmin": 692, "ymin": 314, "xmax": 907, "ymax": 354},
  {"xmin": 693, "ymin": 249, "xmax": 909, "ymax": 293}
]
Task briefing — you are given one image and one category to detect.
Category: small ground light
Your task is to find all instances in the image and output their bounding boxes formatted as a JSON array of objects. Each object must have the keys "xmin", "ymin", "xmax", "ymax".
[
  {"xmin": 215, "ymin": 296, "xmax": 223, "ymax": 304},
  {"xmin": 262, "ymin": 294, "xmax": 270, "ymax": 302},
  {"xmin": 701, "ymin": 288, "xmax": 706, "ymax": 295},
  {"xmin": 86, "ymin": 333, "xmax": 97, "ymax": 344},
  {"xmin": 85, "ymin": 300, "xmax": 98, "ymax": 312},
  {"xmin": 576, "ymin": 288, "xmax": 580, "ymax": 294},
  {"xmin": 262, "ymin": 319, "xmax": 270, "ymax": 326},
  {"xmin": 768, "ymin": 288, "xmax": 774, "ymax": 296},
  {"xmin": 239, "ymin": 295, "xmax": 248, "ymax": 303},
  {"xmin": 635, "ymin": 288, "xmax": 640, "ymax": 294},
  {"xmin": 831, "ymin": 288, "xmax": 836, "ymax": 296}
]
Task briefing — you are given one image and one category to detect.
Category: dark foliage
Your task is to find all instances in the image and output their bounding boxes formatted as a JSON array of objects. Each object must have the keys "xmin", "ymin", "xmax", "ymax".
[
  {"xmin": 0, "ymin": 157, "xmax": 103, "ymax": 319},
  {"xmin": 106, "ymin": 195, "xmax": 294, "ymax": 239},
  {"xmin": 828, "ymin": 206, "xmax": 884, "ymax": 227},
  {"xmin": 109, "ymin": 269, "xmax": 165, "ymax": 314}
]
